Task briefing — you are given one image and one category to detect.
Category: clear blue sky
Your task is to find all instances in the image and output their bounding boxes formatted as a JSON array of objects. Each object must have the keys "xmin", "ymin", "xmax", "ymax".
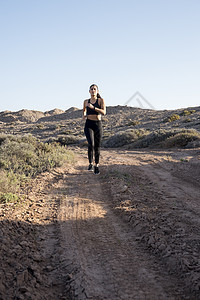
[{"xmin": 0, "ymin": 0, "xmax": 199, "ymax": 111}]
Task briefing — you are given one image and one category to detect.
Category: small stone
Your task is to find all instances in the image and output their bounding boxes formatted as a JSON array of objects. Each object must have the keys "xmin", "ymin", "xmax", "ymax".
[
  {"xmin": 19, "ymin": 286, "xmax": 29, "ymax": 293},
  {"xmin": 34, "ymin": 272, "xmax": 42, "ymax": 283},
  {"xmin": 148, "ymin": 236, "xmax": 155, "ymax": 246},
  {"xmin": 121, "ymin": 185, "xmax": 128, "ymax": 193},
  {"xmin": 0, "ymin": 280, "xmax": 5, "ymax": 292},
  {"xmin": 45, "ymin": 265, "xmax": 53, "ymax": 272},
  {"xmin": 17, "ymin": 274, "xmax": 24, "ymax": 286},
  {"xmin": 66, "ymin": 273, "xmax": 73, "ymax": 281},
  {"xmin": 163, "ymin": 227, "xmax": 171, "ymax": 234},
  {"xmin": 134, "ymin": 224, "xmax": 143, "ymax": 234},
  {"xmin": 20, "ymin": 241, "xmax": 29, "ymax": 247},
  {"xmin": 158, "ymin": 243, "xmax": 166, "ymax": 251},
  {"xmin": 14, "ymin": 245, "xmax": 22, "ymax": 252},
  {"xmin": 17, "ymin": 294, "xmax": 25, "ymax": 300},
  {"xmin": 33, "ymin": 254, "xmax": 42, "ymax": 262},
  {"xmin": 1, "ymin": 244, "xmax": 7, "ymax": 252}
]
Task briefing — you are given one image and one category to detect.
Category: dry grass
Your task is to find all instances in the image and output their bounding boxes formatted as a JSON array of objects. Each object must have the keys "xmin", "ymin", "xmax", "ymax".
[{"xmin": 0, "ymin": 134, "xmax": 74, "ymax": 202}]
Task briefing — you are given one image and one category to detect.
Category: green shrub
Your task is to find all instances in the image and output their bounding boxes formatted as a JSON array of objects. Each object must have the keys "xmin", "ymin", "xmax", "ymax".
[
  {"xmin": 180, "ymin": 110, "xmax": 190, "ymax": 116},
  {"xmin": 0, "ymin": 192, "xmax": 19, "ymax": 204},
  {"xmin": 165, "ymin": 114, "xmax": 180, "ymax": 122},
  {"xmin": 0, "ymin": 170, "xmax": 21, "ymax": 194},
  {"xmin": 0, "ymin": 134, "xmax": 74, "ymax": 197},
  {"xmin": 180, "ymin": 109, "xmax": 196, "ymax": 116},
  {"xmin": 162, "ymin": 129, "xmax": 200, "ymax": 148},
  {"xmin": 184, "ymin": 118, "xmax": 192, "ymax": 123},
  {"xmin": 180, "ymin": 158, "xmax": 189, "ymax": 162}
]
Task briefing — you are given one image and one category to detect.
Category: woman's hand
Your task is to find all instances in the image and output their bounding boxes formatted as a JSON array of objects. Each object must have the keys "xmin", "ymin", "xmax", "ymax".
[{"xmin": 87, "ymin": 103, "xmax": 95, "ymax": 110}]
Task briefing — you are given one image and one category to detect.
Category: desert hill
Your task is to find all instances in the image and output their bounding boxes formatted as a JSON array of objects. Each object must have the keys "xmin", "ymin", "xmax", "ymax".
[
  {"xmin": 0, "ymin": 108, "xmax": 64, "ymax": 123},
  {"xmin": 0, "ymin": 105, "xmax": 200, "ymax": 148}
]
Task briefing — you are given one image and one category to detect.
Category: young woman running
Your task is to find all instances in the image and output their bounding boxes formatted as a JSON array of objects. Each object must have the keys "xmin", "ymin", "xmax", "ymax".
[{"xmin": 83, "ymin": 84, "xmax": 106, "ymax": 175}]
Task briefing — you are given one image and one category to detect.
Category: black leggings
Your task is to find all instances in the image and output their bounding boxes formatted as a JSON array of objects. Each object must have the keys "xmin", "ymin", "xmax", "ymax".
[{"xmin": 84, "ymin": 119, "xmax": 103, "ymax": 164}]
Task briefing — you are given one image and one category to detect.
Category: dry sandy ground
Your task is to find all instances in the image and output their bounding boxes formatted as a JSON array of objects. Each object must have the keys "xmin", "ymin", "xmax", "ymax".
[{"xmin": 0, "ymin": 147, "xmax": 200, "ymax": 299}]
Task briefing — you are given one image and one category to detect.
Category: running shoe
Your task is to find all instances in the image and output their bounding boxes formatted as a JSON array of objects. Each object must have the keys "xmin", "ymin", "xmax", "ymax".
[
  {"xmin": 94, "ymin": 166, "xmax": 100, "ymax": 175},
  {"xmin": 88, "ymin": 164, "xmax": 93, "ymax": 171}
]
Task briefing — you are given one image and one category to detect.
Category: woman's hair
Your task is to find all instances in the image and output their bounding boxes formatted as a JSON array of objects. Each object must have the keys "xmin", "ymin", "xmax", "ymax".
[{"xmin": 90, "ymin": 84, "xmax": 102, "ymax": 99}]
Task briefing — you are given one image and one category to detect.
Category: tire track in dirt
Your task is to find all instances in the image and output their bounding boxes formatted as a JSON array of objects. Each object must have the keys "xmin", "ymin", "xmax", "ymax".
[
  {"xmin": 55, "ymin": 151, "xmax": 183, "ymax": 299},
  {"xmin": 1, "ymin": 148, "xmax": 199, "ymax": 299},
  {"xmin": 100, "ymin": 148, "xmax": 200, "ymax": 299}
]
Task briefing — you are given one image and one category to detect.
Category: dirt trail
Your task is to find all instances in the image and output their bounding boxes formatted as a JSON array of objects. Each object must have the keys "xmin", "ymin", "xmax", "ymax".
[
  {"xmin": 1, "ymin": 147, "xmax": 200, "ymax": 299},
  {"xmin": 57, "ymin": 155, "xmax": 179, "ymax": 299}
]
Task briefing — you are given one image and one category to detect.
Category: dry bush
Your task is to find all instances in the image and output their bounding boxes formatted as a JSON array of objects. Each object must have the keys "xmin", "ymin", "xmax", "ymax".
[
  {"xmin": 103, "ymin": 129, "xmax": 148, "ymax": 147},
  {"xmin": 128, "ymin": 129, "xmax": 176, "ymax": 148},
  {"xmin": 180, "ymin": 109, "xmax": 196, "ymax": 116},
  {"xmin": 128, "ymin": 129, "xmax": 200, "ymax": 149},
  {"xmin": 184, "ymin": 118, "xmax": 192, "ymax": 123},
  {"xmin": 0, "ymin": 170, "xmax": 20, "ymax": 195},
  {"xmin": 0, "ymin": 134, "xmax": 74, "ymax": 201},
  {"xmin": 0, "ymin": 192, "xmax": 19, "ymax": 204},
  {"xmin": 127, "ymin": 120, "xmax": 140, "ymax": 126},
  {"xmin": 162, "ymin": 129, "xmax": 200, "ymax": 148},
  {"xmin": 165, "ymin": 114, "xmax": 180, "ymax": 122},
  {"xmin": 57, "ymin": 135, "xmax": 80, "ymax": 145}
]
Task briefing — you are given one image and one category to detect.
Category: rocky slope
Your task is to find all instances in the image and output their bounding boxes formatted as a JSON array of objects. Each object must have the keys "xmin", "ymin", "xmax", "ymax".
[{"xmin": 0, "ymin": 105, "xmax": 200, "ymax": 148}]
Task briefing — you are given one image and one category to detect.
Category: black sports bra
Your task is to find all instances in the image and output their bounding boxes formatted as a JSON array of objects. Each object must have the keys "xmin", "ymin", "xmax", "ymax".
[{"xmin": 86, "ymin": 98, "xmax": 101, "ymax": 115}]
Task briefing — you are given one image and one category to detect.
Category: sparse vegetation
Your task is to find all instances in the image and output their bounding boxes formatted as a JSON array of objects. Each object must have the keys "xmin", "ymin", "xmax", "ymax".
[
  {"xmin": 103, "ymin": 129, "xmax": 148, "ymax": 147},
  {"xmin": 36, "ymin": 124, "xmax": 44, "ymax": 129},
  {"xmin": 162, "ymin": 129, "xmax": 200, "ymax": 148},
  {"xmin": 180, "ymin": 158, "xmax": 189, "ymax": 162},
  {"xmin": 0, "ymin": 105, "xmax": 200, "ymax": 150},
  {"xmin": 165, "ymin": 114, "xmax": 180, "ymax": 122},
  {"xmin": 0, "ymin": 134, "xmax": 74, "ymax": 201},
  {"xmin": 57, "ymin": 135, "xmax": 81, "ymax": 145},
  {"xmin": 184, "ymin": 118, "xmax": 192, "ymax": 123},
  {"xmin": 180, "ymin": 109, "xmax": 196, "ymax": 116},
  {"xmin": 127, "ymin": 120, "xmax": 141, "ymax": 126},
  {"xmin": 0, "ymin": 192, "xmax": 19, "ymax": 204},
  {"xmin": 103, "ymin": 128, "xmax": 200, "ymax": 149}
]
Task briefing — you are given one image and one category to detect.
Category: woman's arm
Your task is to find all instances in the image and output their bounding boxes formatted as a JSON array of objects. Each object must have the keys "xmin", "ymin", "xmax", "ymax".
[
  {"xmin": 88, "ymin": 98, "xmax": 106, "ymax": 115},
  {"xmin": 83, "ymin": 100, "xmax": 87, "ymax": 119}
]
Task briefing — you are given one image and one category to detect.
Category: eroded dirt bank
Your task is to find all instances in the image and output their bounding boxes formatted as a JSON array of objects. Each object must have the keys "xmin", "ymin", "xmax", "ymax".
[{"xmin": 0, "ymin": 147, "xmax": 200, "ymax": 299}]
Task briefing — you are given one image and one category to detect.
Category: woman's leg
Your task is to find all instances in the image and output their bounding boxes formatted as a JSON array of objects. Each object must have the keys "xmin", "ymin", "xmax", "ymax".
[
  {"xmin": 94, "ymin": 121, "xmax": 103, "ymax": 165},
  {"xmin": 84, "ymin": 122, "xmax": 94, "ymax": 164}
]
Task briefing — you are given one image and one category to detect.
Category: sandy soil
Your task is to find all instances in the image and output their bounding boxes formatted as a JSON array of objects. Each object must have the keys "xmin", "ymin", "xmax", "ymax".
[{"xmin": 0, "ymin": 147, "xmax": 200, "ymax": 299}]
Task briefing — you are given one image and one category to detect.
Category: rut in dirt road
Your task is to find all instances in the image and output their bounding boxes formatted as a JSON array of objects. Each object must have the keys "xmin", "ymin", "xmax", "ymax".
[
  {"xmin": 1, "ymin": 146, "xmax": 200, "ymax": 299},
  {"xmin": 54, "ymin": 152, "xmax": 185, "ymax": 300}
]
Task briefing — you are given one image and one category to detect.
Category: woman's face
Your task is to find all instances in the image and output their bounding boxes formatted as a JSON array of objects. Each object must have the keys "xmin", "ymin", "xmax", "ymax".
[{"xmin": 89, "ymin": 85, "xmax": 98, "ymax": 97}]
